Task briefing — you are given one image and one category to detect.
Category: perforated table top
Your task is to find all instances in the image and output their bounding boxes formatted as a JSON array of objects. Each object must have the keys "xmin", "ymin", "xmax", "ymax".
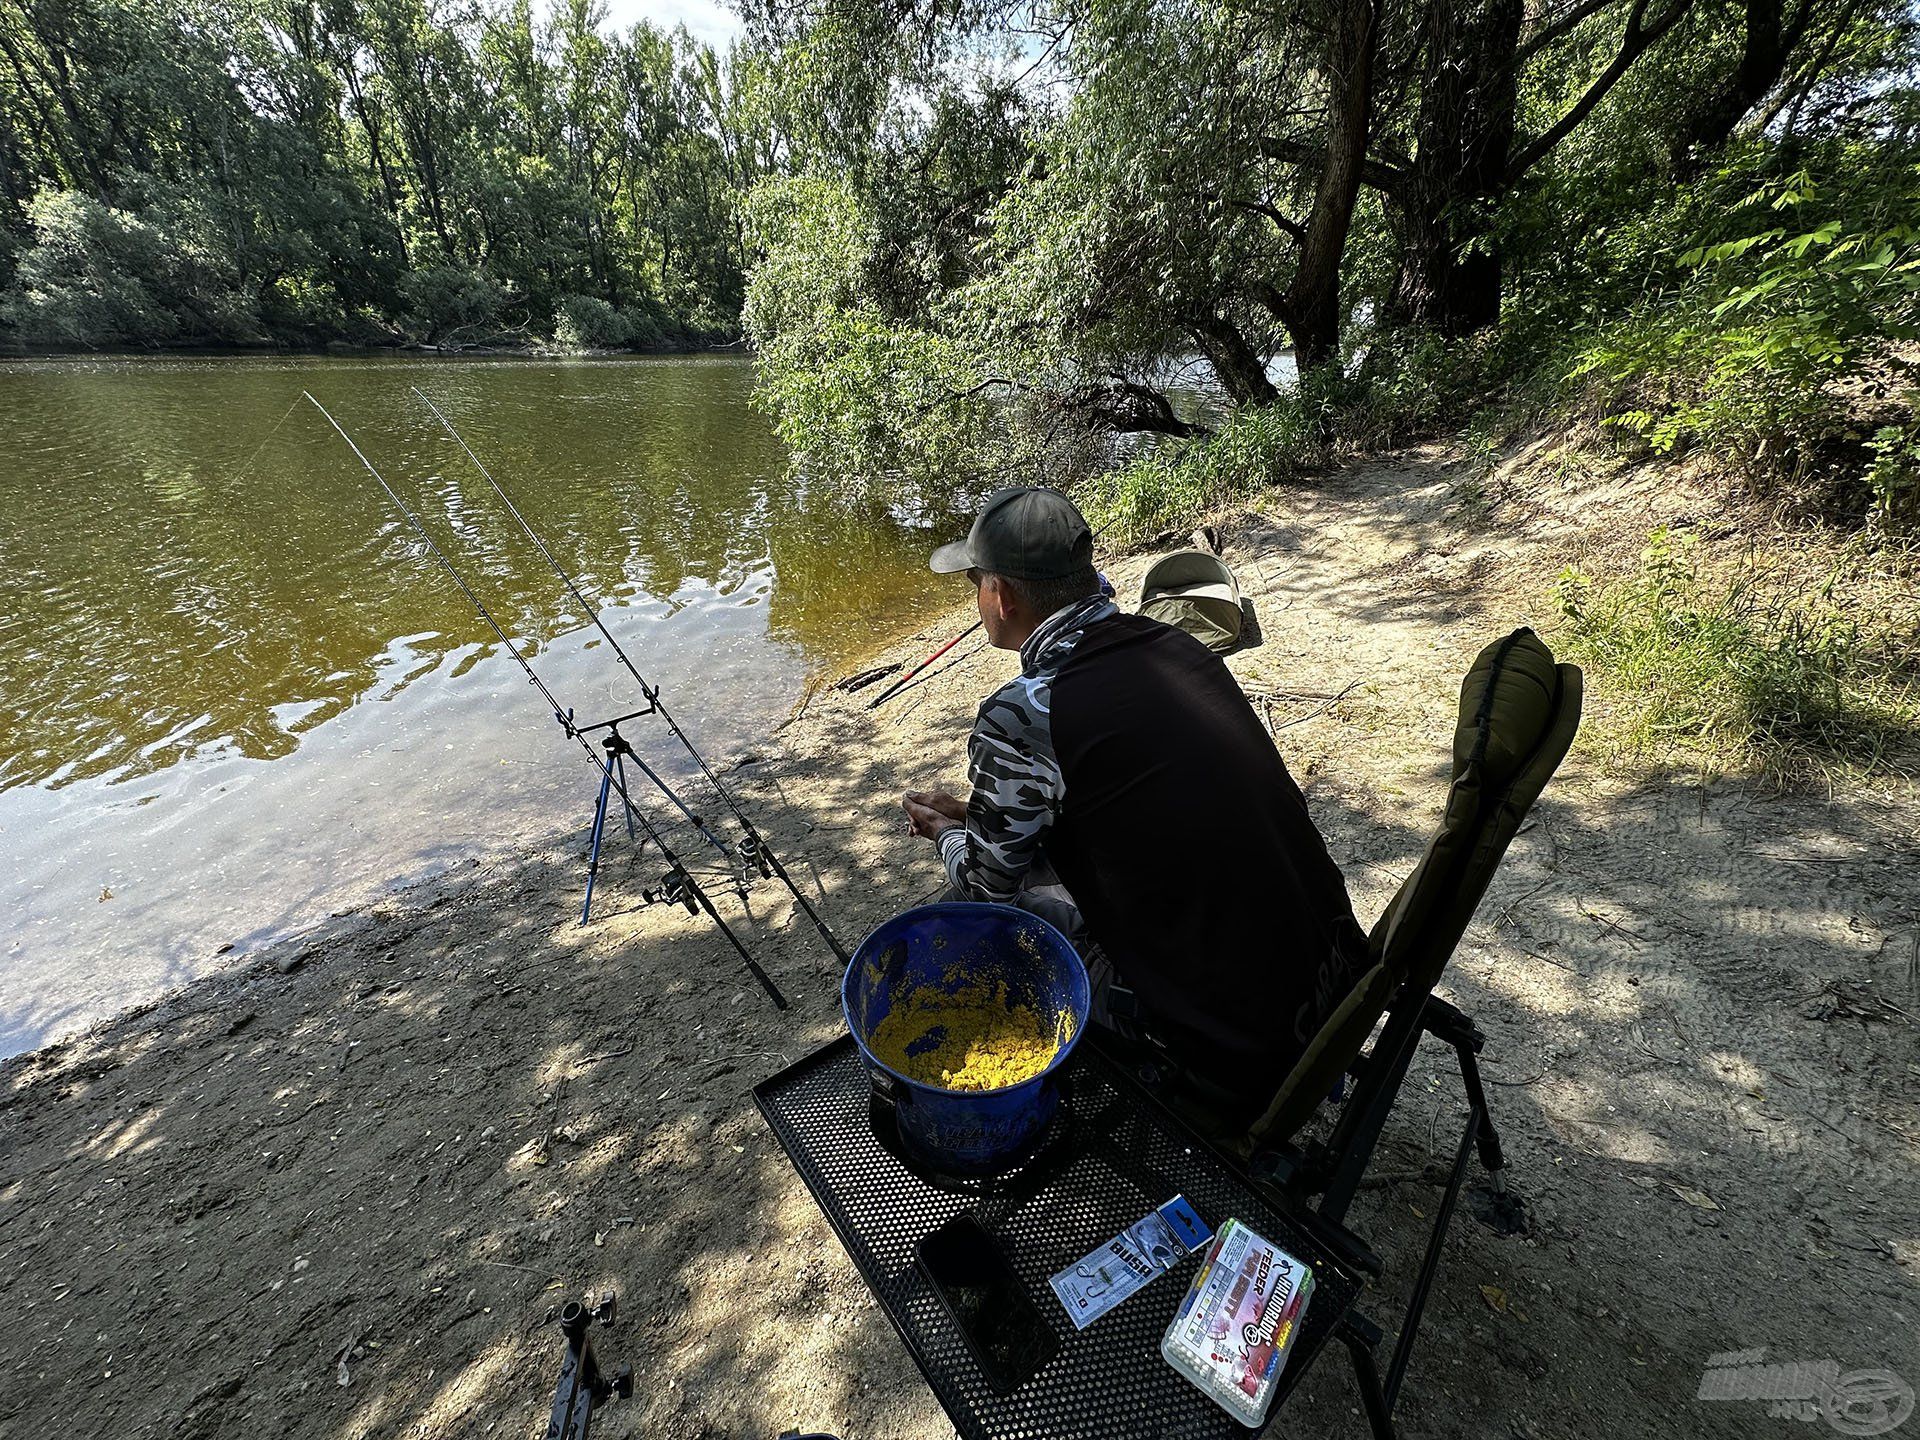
[{"xmin": 754, "ymin": 1035, "xmax": 1362, "ymax": 1440}]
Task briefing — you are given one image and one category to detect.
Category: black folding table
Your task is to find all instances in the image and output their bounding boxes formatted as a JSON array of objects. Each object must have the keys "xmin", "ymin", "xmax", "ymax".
[{"xmin": 754, "ymin": 1035, "xmax": 1398, "ymax": 1439}]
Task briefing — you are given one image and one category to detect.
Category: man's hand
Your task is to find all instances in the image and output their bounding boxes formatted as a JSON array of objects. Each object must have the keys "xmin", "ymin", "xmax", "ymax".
[{"xmin": 903, "ymin": 789, "xmax": 967, "ymax": 841}]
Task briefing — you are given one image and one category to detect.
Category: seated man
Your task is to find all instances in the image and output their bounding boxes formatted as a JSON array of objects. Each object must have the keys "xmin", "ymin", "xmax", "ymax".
[{"xmin": 903, "ymin": 486, "xmax": 1368, "ymax": 1130}]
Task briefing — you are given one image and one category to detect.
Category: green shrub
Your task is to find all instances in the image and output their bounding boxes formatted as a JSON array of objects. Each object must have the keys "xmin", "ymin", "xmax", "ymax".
[
  {"xmin": 553, "ymin": 294, "xmax": 630, "ymax": 350},
  {"xmin": 1570, "ymin": 159, "xmax": 1920, "ymax": 517},
  {"xmin": 0, "ymin": 186, "xmax": 258, "ymax": 347},
  {"xmin": 1078, "ymin": 391, "xmax": 1329, "ymax": 542},
  {"xmin": 1553, "ymin": 526, "xmax": 1918, "ymax": 783},
  {"xmin": 1865, "ymin": 404, "xmax": 1920, "ymax": 528},
  {"xmin": 400, "ymin": 265, "xmax": 508, "ymax": 344}
]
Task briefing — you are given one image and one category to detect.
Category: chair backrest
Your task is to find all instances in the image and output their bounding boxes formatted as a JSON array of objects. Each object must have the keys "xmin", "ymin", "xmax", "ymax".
[{"xmin": 1240, "ymin": 628, "xmax": 1583, "ymax": 1154}]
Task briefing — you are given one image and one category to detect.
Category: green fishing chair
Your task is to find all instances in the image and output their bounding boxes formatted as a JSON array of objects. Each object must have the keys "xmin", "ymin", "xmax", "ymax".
[
  {"xmin": 1122, "ymin": 626, "xmax": 1581, "ymax": 1429},
  {"xmin": 1241, "ymin": 625, "xmax": 1583, "ymax": 1416}
]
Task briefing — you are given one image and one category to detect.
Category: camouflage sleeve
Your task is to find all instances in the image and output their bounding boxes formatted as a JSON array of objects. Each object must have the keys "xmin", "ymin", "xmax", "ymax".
[{"xmin": 934, "ymin": 674, "xmax": 1061, "ymax": 903}]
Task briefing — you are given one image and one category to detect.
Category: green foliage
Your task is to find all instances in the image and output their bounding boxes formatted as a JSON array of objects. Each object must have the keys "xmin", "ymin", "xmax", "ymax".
[
  {"xmin": 554, "ymin": 294, "xmax": 627, "ymax": 350},
  {"xmin": 1568, "ymin": 149, "xmax": 1920, "ymax": 514},
  {"xmin": 1, "ymin": 187, "xmax": 258, "ymax": 347},
  {"xmin": 1079, "ymin": 391, "xmax": 1329, "ymax": 542},
  {"xmin": 1865, "ymin": 405, "xmax": 1920, "ymax": 525},
  {"xmin": 1553, "ymin": 527, "xmax": 1919, "ymax": 782},
  {"xmin": 744, "ymin": 174, "xmax": 1020, "ymax": 492},
  {"xmin": 399, "ymin": 265, "xmax": 510, "ymax": 345},
  {"xmin": 0, "ymin": 0, "xmax": 767, "ymax": 349}
]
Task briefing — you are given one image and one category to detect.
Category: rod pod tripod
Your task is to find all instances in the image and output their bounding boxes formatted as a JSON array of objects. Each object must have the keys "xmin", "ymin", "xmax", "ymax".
[
  {"xmin": 582, "ymin": 723, "xmax": 640, "ymax": 923},
  {"xmin": 565, "ymin": 701, "xmax": 743, "ymax": 925},
  {"xmin": 305, "ymin": 392, "xmax": 787, "ymax": 1010}
]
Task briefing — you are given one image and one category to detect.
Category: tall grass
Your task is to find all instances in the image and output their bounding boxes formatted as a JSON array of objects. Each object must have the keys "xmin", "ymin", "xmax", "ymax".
[
  {"xmin": 1553, "ymin": 527, "xmax": 1919, "ymax": 784},
  {"xmin": 1076, "ymin": 396, "xmax": 1329, "ymax": 541}
]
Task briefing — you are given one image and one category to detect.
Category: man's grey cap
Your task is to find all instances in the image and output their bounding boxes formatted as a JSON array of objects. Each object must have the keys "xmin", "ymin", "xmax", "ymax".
[{"xmin": 929, "ymin": 487, "xmax": 1093, "ymax": 580}]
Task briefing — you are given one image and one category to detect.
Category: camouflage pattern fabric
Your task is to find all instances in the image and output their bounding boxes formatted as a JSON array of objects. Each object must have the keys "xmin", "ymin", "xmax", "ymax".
[{"xmin": 935, "ymin": 593, "xmax": 1116, "ymax": 940}]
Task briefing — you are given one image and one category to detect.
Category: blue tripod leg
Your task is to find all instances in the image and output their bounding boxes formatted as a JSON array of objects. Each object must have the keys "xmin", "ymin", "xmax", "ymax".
[
  {"xmin": 582, "ymin": 757, "xmax": 615, "ymax": 925},
  {"xmin": 615, "ymin": 752, "xmax": 637, "ymax": 842}
]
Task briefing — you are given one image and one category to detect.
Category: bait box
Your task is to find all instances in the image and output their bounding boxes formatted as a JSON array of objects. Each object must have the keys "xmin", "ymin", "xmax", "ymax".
[{"xmin": 1159, "ymin": 1218, "xmax": 1315, "ymax": 1428}]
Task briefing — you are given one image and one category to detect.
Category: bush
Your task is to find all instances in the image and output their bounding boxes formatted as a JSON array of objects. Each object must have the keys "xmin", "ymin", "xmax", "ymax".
[
  {"xmin": 0, "ymin": 186, "xmax": 258, "ymax": 347},
  {"xmin": 553, "ymin": 294, "xmax": 630, "ymax": 350},
  {"xmin": 1553, "ymin": 527, "xmax": 1919, "ymax": 783},
  {"xmin": 400, "ymin": 265, "xmax": 508, "ymax": 344},
  {"xmin": 1569, "ymin": 158, "xmax": 1920, "ymax": 519},
  {"xmin": 1078, "ymin": 389, "xmax": 1331, "ymax": 542}
]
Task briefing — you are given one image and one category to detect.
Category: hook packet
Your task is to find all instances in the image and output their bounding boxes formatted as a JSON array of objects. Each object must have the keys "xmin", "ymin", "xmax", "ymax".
[{"xmin": 1048, "ymin": 1194, "xmax": 1212, "ymax": 1330}]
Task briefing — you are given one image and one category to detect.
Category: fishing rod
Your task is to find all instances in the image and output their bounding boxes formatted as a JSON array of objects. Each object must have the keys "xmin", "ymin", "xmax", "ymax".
[
  {"xmin": 867, "ymin": 620, "xmax": 982, "ymax": 710},
  {"xmin": 870, "ymin": 546, "xmax": 1119, "ymax": 712},
  {"xmin": 302, "ymin": 392, "xmax": 787, "ymax": 1011},
  {"xmin": 411, "ymin": 386, "xmax": 851, "ymax": 966},
  {"xmin": 332, "ymin": 395, "xmax": 736, "ymax": 870}
]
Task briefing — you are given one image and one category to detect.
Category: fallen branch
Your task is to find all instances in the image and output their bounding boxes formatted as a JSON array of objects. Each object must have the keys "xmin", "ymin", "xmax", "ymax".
[
  {"xmin": 1263, "ymin": 680, "xmax": 1364, "ymax": 732},
  {"xmin": 833, "ymin": 663, "xmax": 902, "ymax": 694}
]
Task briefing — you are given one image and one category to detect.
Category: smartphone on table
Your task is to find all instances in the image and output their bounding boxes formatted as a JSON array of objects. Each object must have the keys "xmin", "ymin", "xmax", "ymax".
[{"xmin": 915, "ymin": 1213, "xmax": 1060, "ymax": 1396}]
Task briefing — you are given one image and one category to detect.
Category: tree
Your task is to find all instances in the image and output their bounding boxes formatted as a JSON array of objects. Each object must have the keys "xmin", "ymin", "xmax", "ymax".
[{"xmin": 0, "ymin": 0, "xmax": 768, "ymax": 348}]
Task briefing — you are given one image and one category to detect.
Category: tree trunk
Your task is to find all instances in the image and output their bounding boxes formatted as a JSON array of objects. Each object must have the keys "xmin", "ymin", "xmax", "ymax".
[
  {"xmin": 1190, "ymin": 311, "xmax": 1278, "ymax": 407},
  {"xmin": 337, "ymin": 53, "xmax": 410, "ymax": 267},
  {"xmin": 1673, "ymin": 0, "xmax": 1811, "ymax": 173},
  {"xmin": 1282, "ymin": 0, "xmax": 1378, "ymax": 372},
  {"xmin": 1387, "ymin": 0, "xmax": 1522, "ymax": 333}
]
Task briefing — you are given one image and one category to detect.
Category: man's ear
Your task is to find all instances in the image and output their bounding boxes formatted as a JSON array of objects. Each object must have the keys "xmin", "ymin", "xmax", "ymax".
[{"xmin": 980, "ymin": 573, "xmax": 1013, "ymax": 622}]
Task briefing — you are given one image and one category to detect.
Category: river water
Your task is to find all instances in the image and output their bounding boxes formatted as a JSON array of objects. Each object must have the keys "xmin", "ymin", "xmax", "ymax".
[{"xmin": 0, "ymin": 354, "xmax": 956, "ymax": 1057}]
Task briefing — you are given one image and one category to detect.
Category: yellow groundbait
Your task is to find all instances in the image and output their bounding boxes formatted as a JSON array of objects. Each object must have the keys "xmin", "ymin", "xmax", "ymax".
[{"xmin": 867, "ymin": 976, "xmax": 1076, "ymax": 1092}]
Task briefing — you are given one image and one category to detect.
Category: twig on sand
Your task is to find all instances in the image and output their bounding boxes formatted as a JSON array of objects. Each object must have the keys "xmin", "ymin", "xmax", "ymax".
[
  {"xmin": 578, "ymin": 1039, "xmax": 635, "ymax": 1067},
  {"xmin": 1583, "ymin": 908, "xmax": 1649, "ymax": 946},
  {"xmin": 1243, "ymin": 685, "xmax": 1351, "ymax": 704},
  {"xmin": 775, "ymin": 679, "xmax": 821, "ymax": 733},
  {"xmin": 1486, "ymin": 1061, "xmax": 1553, "ymax": 1087},
  {"xmin": 1254, "ymin": 679, "xmax": 1364, "ymax": 733},
  {"xmin": 533, "ymin": 1078, "xmax": 568, "ymax": 1164},
  {"xmin": 1805, "ymin": 979, "xmax": 1910, "ymax": 1024},
  {"xmin": 1520, "ymin": 947, "xmax": 1581, "ymax": 975}
]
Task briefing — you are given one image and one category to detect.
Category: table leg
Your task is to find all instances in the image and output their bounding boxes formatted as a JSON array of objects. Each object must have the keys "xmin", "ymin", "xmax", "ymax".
[{"xmin": 1339, "ymin": 1318, "xmax": 1399, "ymax": 1440}]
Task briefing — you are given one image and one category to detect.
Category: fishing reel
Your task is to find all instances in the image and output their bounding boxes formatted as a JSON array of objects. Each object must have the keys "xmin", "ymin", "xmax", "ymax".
[
  {"xmin": 644, "ymin": 869, "xmax": 699, "ymax": 916},
  {"xmin": 737, "ymin": 832, "xmax": 774, "ymax": 880}
]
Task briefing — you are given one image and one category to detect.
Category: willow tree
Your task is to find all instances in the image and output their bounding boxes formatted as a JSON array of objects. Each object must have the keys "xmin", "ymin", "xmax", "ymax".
[{"xmin": 741, "ymin": 0, "xmax": 1908, "ymax": 494}]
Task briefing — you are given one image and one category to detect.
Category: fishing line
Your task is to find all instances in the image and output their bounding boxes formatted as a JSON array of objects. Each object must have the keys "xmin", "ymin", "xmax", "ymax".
[
  {"xmin": 410, "ymin": 386, "xmax": 851, "ymax": 965},
  {"xmin": 229, "ymin": 394, "xmax": 307, "ymax": 486},
  {"xmin": 302, "ymin": 391, "xmax": 787, "ymax": 1010},
  {"xmin": 340, "ymin": 393, "xmax": 733, "ymax": 868}
]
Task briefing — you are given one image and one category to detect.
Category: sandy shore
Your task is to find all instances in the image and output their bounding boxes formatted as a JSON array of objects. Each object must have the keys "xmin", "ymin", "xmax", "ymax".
[{"xmin": 3, "ymin": 444, "xmax": 1915, "ymax": 1440}]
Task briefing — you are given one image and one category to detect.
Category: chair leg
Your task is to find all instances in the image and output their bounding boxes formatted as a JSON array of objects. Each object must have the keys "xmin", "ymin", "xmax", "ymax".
[
  {"xmin": 1455, "ymin": 1041, "xmax": 1531, "ymax": 1234},
  {"xmin": 1383, "ymin": 1094, "xmax": 1481, "ymax": 1409},
  {"xmin": 1454, "ymin": 1042, "xmax": 1506, "ymax": 1179}
]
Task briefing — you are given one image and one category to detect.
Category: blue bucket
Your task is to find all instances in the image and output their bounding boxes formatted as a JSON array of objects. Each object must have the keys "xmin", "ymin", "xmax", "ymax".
[{"xmin": 843, "ymin": 902, "xmax": 1090, "ymax": 1177}]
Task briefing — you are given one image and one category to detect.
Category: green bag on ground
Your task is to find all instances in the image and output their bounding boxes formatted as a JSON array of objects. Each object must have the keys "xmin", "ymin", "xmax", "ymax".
[{"xmin": 1138, "ymin": 549, "xmax": 1244, "ymax": 653}]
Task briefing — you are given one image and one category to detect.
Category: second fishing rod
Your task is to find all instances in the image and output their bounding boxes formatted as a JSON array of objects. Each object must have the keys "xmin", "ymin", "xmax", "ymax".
[
  {"xmin": 303, "ymin": 392, "xmax": 787, "ymax": 1011},
  {"xmin": 411, "ymin": 387, "xmax": 850, "ymax": 966}
]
